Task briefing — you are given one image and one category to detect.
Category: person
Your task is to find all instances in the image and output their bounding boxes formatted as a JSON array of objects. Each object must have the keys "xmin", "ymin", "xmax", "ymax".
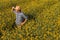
[{"xmin": 12, "ymin": 6, "xmax": 27, "ymax": 27}]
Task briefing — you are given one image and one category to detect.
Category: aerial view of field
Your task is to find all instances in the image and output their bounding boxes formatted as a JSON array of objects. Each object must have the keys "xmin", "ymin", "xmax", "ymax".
[{"xmin": 0, "ymin": 0, "xmax": 60, "ymax": 40}]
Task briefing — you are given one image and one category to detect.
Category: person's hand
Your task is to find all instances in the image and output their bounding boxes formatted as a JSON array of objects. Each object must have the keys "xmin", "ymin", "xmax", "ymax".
[
  {"xmin": 20, "ymin": 19, "xmax": 27, "ymax": 26},
  {"xmin": 20, "ymin": 23, "xmax": 24, "ymax": 26},
  {"xmin": 12, "ymin": 7, "xmax": 15, "ymax": 10},
  {"xmin": 12, "ymin": 7, "xmax": 14, "ymax": 8}
]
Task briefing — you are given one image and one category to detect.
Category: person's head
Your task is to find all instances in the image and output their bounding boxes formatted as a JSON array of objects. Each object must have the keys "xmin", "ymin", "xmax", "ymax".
[{"xmin": 15, "ymin": 6, "xmax": 21, "ymax": 12}]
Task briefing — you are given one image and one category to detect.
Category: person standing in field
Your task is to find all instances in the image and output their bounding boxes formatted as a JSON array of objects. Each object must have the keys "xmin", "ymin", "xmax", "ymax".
[{"xmin": 12, "ymin": 6, "xmax": 27, "ymax": 27}]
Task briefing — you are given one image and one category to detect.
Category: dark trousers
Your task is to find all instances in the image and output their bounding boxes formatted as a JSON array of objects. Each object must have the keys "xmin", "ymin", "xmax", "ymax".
[{"xmin": 12, "ymin": 22, "xmax": 17, "ymax": 28}]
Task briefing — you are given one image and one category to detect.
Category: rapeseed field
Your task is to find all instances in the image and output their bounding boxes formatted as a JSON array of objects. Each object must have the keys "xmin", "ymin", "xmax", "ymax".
[{"xmin": 0, "ymin": 0, "xmax": 60, "ymax": 40}]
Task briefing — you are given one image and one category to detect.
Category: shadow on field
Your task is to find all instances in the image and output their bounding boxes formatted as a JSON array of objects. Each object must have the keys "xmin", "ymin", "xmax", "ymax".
[{"xmin": 26, "ymin": 14, "xmax": 35, "ymax": 20}]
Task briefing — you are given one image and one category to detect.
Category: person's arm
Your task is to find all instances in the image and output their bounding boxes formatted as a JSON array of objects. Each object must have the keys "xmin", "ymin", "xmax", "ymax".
[
  {"xmin": 20, "ymin": 19, "xmax": 27, "ymax": 26},
  {"xmin": 20, "ymin": 13, "xmax": 27, "ymax": 26},
  {"xmin": 12, "ymin": 7, "xmax": 17, "ymax": 14}
]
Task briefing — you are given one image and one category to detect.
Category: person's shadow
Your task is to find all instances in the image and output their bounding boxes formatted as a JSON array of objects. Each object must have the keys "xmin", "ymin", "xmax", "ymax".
[{"xmin": 26, "ymin": 14, "xmax": 35, "ymax": 20}]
